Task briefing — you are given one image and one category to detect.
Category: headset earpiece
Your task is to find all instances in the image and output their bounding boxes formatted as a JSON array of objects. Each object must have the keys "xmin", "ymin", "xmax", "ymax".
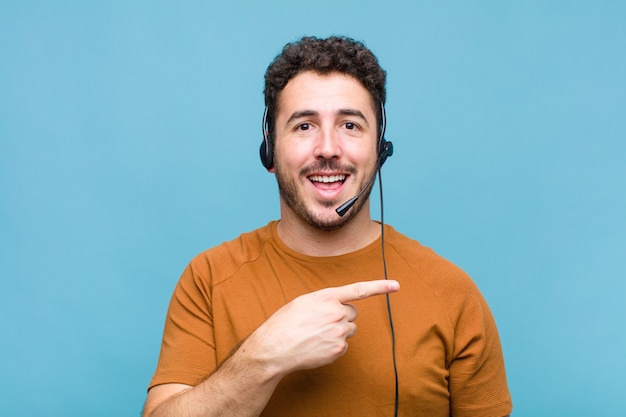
[
  {"xmin": 259, "ymin": 136, "xmax": 272, "ymax": 170},
  {"xmin": 260, "ymin": 106, "xmax": 274, "ymax": 169},
  {"xmin": 378, "ymin": 139, "xmax": 393, "ymax": 167},
  {"xmin": 377, "ymin": 102, "xmax": 393, "ymax": 168}
]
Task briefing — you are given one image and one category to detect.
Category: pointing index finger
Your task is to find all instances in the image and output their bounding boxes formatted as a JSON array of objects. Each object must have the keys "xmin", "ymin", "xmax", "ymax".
[{"xmin": 332, "ymin": 280, "xmax": 400, "ymax": 304}]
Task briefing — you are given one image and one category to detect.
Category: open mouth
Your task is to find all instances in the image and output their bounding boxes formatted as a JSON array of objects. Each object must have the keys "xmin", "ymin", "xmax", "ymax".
[
  {"xmin": 308, "ymin": 174, "xmax": 347, "ymax": 184},
  {"xmin": 308, "ymin": 174, "xmax": 348, "ymax": 193}
]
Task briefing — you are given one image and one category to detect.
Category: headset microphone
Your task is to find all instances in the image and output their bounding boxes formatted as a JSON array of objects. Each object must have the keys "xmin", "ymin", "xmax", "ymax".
[{"xmin": 335, "ymin": 140, "xmax": 393, "ymax": 217}]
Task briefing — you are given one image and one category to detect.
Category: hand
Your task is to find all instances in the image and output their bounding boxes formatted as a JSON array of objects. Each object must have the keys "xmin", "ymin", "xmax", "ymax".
[{"xmin": 241, "ymin": 280, "xmax": 400, "ymax": 376}]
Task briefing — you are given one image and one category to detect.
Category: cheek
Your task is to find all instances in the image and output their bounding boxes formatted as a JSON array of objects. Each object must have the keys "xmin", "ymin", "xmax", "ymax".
[
  {"xmin": 275, "ymin": 141, "xmax": 311, "ymax": 168},
  {"xmin": 344, "ymin": 142, "xmax": 378, "ymax": 166}
]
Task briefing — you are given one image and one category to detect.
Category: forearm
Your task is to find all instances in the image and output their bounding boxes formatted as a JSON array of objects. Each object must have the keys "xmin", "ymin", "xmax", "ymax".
[
  {"xmin": 144, "ymin": 341, "xmax": 284, "ymax": 417},
  {"xmin": 147, "ymin": 378, "xmax": 278, "ymax": 417}
]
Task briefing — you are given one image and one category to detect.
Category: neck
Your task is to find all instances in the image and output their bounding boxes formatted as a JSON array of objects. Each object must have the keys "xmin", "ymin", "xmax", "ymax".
[{"xmin": 277, "ymin": 203, "xmax": 381, "ymax": 257}]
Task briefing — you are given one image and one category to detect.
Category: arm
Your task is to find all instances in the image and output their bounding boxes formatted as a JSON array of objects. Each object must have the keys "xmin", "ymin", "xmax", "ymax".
[
  {"xmin": 142, "ymin": 345, "xmax": 282, "ymax": 417},
  {"xmin": 142, "ymin": 279, "xmax": 400, "ymax": 417}
]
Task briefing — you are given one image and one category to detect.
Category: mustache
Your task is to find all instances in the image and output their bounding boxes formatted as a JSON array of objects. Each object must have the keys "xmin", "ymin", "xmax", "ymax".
[{"xmin": 300, "ymin": 160, "xmax": 357, "ymax": 176}]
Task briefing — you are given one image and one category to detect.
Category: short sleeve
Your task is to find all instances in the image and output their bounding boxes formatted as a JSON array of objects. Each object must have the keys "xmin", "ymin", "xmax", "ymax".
[
  {"xmin": 449, "ymin": 292, "xmax": 513, "ymax": 416},
  {"xmin": 148, "ymin": 260, "xmax": 217, "ymax": 390}
]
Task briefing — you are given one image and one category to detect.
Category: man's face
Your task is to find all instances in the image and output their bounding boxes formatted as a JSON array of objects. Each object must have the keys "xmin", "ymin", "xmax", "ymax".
[{"xmin": 272, "ymin": 71, "xmax": 378, "ymax": 231}]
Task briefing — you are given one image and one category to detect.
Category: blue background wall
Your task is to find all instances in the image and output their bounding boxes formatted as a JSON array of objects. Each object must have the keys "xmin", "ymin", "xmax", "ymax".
[{"xmin": 1, "ymin": 1, "xmax": 624, "ymax": 415}]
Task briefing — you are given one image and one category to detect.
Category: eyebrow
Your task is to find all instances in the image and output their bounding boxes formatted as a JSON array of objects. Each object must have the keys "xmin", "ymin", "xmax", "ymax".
[
  {"xmin": 286, "ymin": 108, "xmax": 370, "ymax": 126},
  {"xmin": 286, "ymin": 110, "xmax": 318, "ymax": 124}
]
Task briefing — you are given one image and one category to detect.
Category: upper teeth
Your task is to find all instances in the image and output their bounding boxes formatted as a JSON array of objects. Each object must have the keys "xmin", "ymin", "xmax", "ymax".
[{"xmin": 309, "ymin": 175, "xmax": 346, "ymax": 183}]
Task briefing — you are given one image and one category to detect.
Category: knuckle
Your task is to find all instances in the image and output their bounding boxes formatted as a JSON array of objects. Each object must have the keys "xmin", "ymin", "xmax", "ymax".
[
  {"xmin": 346, "ymin": 322, "xmax": 357, "ymax": 338},
  {"xmin": 331, "ymin": 341, "xmax": 349, "ymax": 357},
  {"xmin": 353, "ymin": 283, "xmax": 368, "ymax": 299},
  {"xmin": 327, "ymin": 308, "xmax": 344, "ymax": 323}
]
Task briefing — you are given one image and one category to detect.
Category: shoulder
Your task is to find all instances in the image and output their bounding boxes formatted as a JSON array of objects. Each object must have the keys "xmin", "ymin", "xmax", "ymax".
[
  {"xmin": 385, "ymin": 226, "xmax": 477, "ymax": 291},
  {"xmin": 385, "ymin": 226, "xmax": 487, "ymax": 320},
  {"xmin": 184, "ymin": 222, "xmax": 277, "ymax": 288}
]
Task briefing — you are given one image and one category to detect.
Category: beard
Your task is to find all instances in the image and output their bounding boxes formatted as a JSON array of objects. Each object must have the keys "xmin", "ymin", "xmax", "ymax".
[{"xmin": 274, "ymin": 159, "xmax": 375, "ymax": 231}]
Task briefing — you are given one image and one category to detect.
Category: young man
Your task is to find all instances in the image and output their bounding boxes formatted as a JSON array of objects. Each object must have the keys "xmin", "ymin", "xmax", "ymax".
[{"xmin": 143, "ymin": 36, "xmax": 512, "ymax": 417}]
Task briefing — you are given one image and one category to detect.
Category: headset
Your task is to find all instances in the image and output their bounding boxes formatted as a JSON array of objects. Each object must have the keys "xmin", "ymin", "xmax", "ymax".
[{"xmin": 260, "ymin": 102, "xmax": 399, "ymax": 417}]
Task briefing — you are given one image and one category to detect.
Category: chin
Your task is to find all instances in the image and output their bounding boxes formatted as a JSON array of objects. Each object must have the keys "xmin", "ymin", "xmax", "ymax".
[
  {"xmin": 302, "ymin": 200, "xmax": 365, "ymax": 231},
  {"xmin": 306, "ymin": 217, "xmax": 345, "ymax": 232}
]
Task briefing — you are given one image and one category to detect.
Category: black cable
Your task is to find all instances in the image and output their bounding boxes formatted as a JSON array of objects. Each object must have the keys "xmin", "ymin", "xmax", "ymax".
[{"xmin": 378, "ymin": 169, "xmax": 399, "ymax": 417}]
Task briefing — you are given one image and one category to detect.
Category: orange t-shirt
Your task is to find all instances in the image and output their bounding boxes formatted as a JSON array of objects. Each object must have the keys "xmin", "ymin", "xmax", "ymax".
[{"xmin": 149, "ymin": 222, "xmax": 512, "ymax": 416}]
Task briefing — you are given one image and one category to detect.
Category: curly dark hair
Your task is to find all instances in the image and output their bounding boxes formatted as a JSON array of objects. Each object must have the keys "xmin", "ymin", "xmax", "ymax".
[{"xmin": 264, "ymin": 36, "xmax": 387, "ymax": 136}]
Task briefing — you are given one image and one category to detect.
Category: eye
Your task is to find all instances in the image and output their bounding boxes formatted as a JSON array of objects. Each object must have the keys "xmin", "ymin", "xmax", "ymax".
[
  {"xmin": 344, "ymin": 122, "xmax": 358, "ymax": 130},
  {"xmin": 297, "ymin": 123, "xmax": 311, "ymax": 131}
]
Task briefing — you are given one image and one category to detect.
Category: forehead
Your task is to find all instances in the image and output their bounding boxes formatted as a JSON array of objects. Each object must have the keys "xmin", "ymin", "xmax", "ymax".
[{"xmin": 276, "ymin": 71, "xmax": 375, "ymax": 117}]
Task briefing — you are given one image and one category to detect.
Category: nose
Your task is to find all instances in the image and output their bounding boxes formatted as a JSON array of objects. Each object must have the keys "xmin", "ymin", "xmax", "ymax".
[{"xmin": 313, "ymin": 126, "xmax": 342, "ymax": 160}]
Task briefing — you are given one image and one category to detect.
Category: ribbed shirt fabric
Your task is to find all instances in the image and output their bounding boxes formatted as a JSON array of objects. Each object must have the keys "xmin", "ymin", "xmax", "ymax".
[{"xmin": 149, "ymin": 221, "xmax": 512, "ymax": 416}]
